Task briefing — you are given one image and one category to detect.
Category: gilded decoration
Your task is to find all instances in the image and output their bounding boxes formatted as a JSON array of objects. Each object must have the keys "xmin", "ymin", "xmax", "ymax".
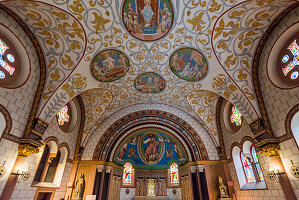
[
  {"xmin": 122, "ymin": 0, "xmax": 174, "ymax": 41},
  {"xmin": 18, "ymin": 143, "xmax": 39, "ymax": 158},
  {"xmin": 135, "ymin": 72, "xmax": 166, "ymax": 93},
  {"xmin": 93, "ymin": 110, "xmax": 208, "ymax": 161},
  {"xmin": 114, "ymin": 127, "xmax": 188, "ymax": 169},
  {"xmin": 169, "ymin": 48, "xmax": 208, "ymax": 82},
  {"xmin": 258, "ymin": 143, "xmax": 280, "ymax": 157},
  {"xmin": 91, "ymin": 49, "xmax": 130, "ymax": 82}
]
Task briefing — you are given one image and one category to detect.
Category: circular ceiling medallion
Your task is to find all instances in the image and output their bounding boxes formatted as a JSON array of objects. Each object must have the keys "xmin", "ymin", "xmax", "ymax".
[
  {"xmin": 135, "ymin": 72, "xmax": 165, "ymax": 93},
  {"xmin": 169, "ymin": 48, "xmax": 208, "ymax": 82},
  {"xmin": 122, "ymin": 0, "xmax": 174, "ymax": 41},
  {"xmin": 91, "ymin": 49, "xmax": 130, "ymax": 82}
]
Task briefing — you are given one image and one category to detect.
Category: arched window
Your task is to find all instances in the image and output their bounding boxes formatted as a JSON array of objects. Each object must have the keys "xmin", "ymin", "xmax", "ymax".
[
  {"xmin": 233, "ymin": 141, "xmax": 266, "ymax": 189},
  {"xmin": 57, "ymin": 105, "xmax": 70, "ymax": 126},
  {"xmin": 291, "ymin": 110, "xmax": 299, "ymax": 146},
  {"xmin": 230, "ymin": 106, "xmax": 242, "ymax": 126},
  {"xmin": 170, "ymin": 163, "xmax": 179, "ymax": 184},
  {"xmin": 251, "ymin": 146, "xmax": 265, "ymax": 182},
  {"xmin": 240, "ymin": 152, "xmax": 256, "ymax": 183},
  {"xmin": 33, "ymin": 141, "xmax": 68, "ymax": 187},
  {"xmin": 123, "ymin": 163, "xmax": 133, "ymax": 184}
]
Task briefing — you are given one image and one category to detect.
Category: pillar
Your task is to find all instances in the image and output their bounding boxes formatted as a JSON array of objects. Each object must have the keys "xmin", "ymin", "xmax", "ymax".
[
  {"xmin": 195, "ymin": 169, "xmax": 203, "ymax": 200},
  {"xmin": 97, "ymin": 166, "xmax": 106, "ymax": 200},
  {"xmin": 271, "ymin": 157, "xmax": 296, "ymax": 200},
  {"xmin": 40, "ymin": 153, "xmax": 56, "ymax": 182}
]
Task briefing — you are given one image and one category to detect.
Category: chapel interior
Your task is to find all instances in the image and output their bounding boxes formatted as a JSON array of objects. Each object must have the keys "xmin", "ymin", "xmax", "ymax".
[{"xmin": 0, "ymin": 0, "xmax": 299, "ymax": 200}]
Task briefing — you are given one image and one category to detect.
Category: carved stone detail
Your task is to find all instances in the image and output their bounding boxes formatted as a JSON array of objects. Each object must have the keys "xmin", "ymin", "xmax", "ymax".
[
  {"xmin": 258, "ymin": 143, "xmax": 280, "ymax": 157},
  {"xmin": 18, "ymin": 143, "xmax": 39, "ymax": 158}
]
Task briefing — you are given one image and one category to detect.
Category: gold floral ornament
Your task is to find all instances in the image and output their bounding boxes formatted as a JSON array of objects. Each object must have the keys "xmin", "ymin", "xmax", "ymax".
[
  {"xmin": 91, "ymin": 12, "xmax": 111, "ymax": 33},
  {"xmin": 186, "ymin": 12, "xmax": 206, "ymax": 32}
]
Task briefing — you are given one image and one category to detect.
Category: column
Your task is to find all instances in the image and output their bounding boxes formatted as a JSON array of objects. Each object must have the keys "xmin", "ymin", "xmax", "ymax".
[
  {"xmin": 40, "ymin": 153, "xmax": 56, "ymax": 182},
  {"xmin": 97, "ymin": 167, "xmax": 106, "ymax": 200},
  {"xmin": 271, "ymin": 157, "xmax": 296, "ymax": 200},
  {"xmin": 195, "ymin": 169, "xmax": 203, "ymax": 200}
]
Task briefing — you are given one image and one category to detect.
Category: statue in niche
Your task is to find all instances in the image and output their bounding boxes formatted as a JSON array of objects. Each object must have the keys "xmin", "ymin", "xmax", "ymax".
[
  {"xmin": 74, "ymin": 173, "xmax": 85, "ymax": 199},
  {"xmin": 218, "ymin": 176, "xmax": 229, "ymax": 198}
]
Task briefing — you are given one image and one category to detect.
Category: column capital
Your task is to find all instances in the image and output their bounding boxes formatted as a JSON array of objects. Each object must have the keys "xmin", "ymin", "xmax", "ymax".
[{"xmin": 256, "ymin": 139, "xmax": 280, "ymax": 157}]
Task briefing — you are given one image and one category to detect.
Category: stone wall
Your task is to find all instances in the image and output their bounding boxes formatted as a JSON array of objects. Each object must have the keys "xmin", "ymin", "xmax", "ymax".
[{"xmin": 0, "ymin": 8, "xmax": 39, "ymax": 198}]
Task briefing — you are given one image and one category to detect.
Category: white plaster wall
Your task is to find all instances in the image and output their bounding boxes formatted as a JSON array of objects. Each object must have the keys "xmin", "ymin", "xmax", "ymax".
[{"xmin": 82, "ymin": 103, "xmax": 219, "ymax": 161}]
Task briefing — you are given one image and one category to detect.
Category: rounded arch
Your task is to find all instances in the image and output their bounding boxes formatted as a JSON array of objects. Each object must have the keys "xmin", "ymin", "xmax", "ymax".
[
  {"xmin": 43, "ymin": 136, "xmax": 59, "ymax": 154},
  {"xmin": 53, "ymin": 145, "xmax": 69, "ymax": 187},
  {"xmin": 285, "ymin": 103, "xmax": 299, "ymax": 148},
  {"xmin": 0, "ymin": 104, "xmax": 12, "ymax": 142},
  {"xmin": 92, "ymin": 110, "xmax": 210, "ymax": 161}
]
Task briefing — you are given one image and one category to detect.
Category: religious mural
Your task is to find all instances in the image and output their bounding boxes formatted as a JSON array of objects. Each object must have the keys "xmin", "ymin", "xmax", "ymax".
[
  {"xmin": 122, "ymin": 0, "xmax": 174, "ymax": 41},
  {"xmin": 91, "ymin": 49, "xmax": 130, "ymax": 82},
  {"xmin": 169, "ymin": 48, "xmax": 208, "ymax": 82},
  {"xmin": 115, "ymin": 128, "xmax": 187, "ymax": 169},
  {"xmin": 135, "ymin": 72, "xmax": 166, "ymax": 93}
]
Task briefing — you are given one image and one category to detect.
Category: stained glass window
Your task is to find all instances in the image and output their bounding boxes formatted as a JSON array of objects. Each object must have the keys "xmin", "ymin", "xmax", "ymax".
[
  {"xmin": 251, "ymin": 147, "xmax": 264, "ymax": 182},
  {"xmin": 123, "ymin": 163, "xmax": 133, "ymax": 184},
  {"xmin": 0, "ymin": 39, "xmax": 15, "ymax": 76},
  {"xmin": 282, "ymin": 40, "xmax": 299, "ymax": 77},
  {"xmin": 170, "ymin": 163, "xmax": 179, "ymax": 184},
  {"xmin": 240, "ymin": 152, "xmax": 256, "ymax": 183},
  {"xmin": 0, "ymin": 71, "xmax": 5, "ymax": 79},
  {"xmin": 230, "ymin": 106, "xmax": 242, "ymax": 126},
  {"xmin": 57, "ymin": 105, "xmax": 70, "ymax": 126}
]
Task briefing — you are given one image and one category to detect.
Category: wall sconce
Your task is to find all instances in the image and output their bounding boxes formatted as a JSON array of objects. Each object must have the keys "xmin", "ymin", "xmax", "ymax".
[
  {"xmin": 267, "ymin": 168, "xmax": 285, "ymax": 182},
  {"xmin": 290, "ymin": 160, "xmax": 299, "ymax": 178},
  {"xmin": 11, "ymin": 168, "xmax": 30, "ymax": 182},
  {"xmin": 0, "ymin": 161, "xmax": 6, "ymax": 178}
]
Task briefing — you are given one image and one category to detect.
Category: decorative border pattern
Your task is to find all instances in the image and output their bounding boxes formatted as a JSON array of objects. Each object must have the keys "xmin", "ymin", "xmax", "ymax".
[
  {"xmin": 74, "ymin": 95, "xmax": 85, "ymax": 160},
  {"xmin": 0, "ymin": 104, "xmax": 15, "ymax": 142},
  {"xmin": 284, "ymin": 103, "xmax": 299, "ymax": 144},
  {"xmin": 93, "ymin": 110, "xmax": 209, "ymax": 161},
  {"xmin": 215, "ymin": 97, "xmax": 226, "ymax": 160}
]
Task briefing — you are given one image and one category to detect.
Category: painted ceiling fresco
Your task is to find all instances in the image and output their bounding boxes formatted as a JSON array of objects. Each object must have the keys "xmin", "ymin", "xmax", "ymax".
[
  {"xmin": 0, "ymin": 0, "xmax": 296, "ymax": 149},
  {"xmin": 114, "ymin": 127, "xmax": 188, "ymax": 169}
]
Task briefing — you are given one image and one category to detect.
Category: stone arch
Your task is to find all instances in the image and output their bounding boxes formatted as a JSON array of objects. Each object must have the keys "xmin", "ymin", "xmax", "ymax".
[{"xmin": 93, "ymin": 110, "xmax": 209, "ymax": 161}]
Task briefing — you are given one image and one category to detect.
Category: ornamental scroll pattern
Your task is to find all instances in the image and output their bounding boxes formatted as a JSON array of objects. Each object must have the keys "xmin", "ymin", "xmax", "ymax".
[
  {"xmin": 80, "ymin": 88, "xmax": 112, "ymax": 144},
  {"xmin": 187, "ymin": 90, "xmax": 219, "ymax": 144},
  {"xmin": 212, "ymin": 0, "xmax": 294, "ymax": 109},
  {"xmin": 1, "ymin": 0, "xmax": 86, "ymax": 113}
]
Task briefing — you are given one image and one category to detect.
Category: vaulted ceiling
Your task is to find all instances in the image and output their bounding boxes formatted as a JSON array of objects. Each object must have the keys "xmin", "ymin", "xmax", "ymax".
[{"xmin": 1, "ymin": 0, "xmax": 296, "ymax": 148}]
